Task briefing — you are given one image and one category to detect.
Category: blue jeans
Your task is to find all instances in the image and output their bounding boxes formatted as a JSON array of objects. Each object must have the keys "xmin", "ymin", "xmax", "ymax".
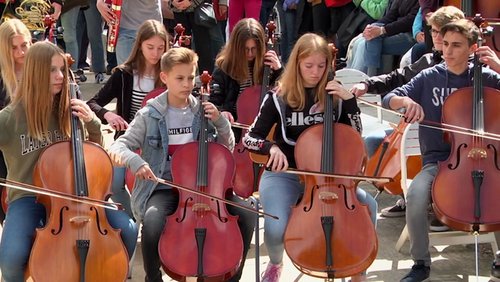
[
  {"xmin": 110, "ymin": 166, "xmax": 133, "ymax": 219},
  {"xmin": 84, "ymin": 0, "xmax": 106, "ymax": 73},
  {"xmin": 0, "ymin": 196, "xmax": 138, "ymax": 281},
  {"xmin": 61, "ymin": 6, "xmax": 81, "ymax": 71},
  {"xmin": 281, "ymin": 7, "xmax": 297, "ymax": 64},
  {"xmin": 116, "ymin": 27, "xmax": 137, "ymax": 65},
  {"xmin": 363, "ymin": 30, "xmax": 415, "ymax": 70},
  {"xmin": 346, "ymin": 35, "xmax": 367, "ymax": 73},
  {"xmin": 259, "ymin": 170, "xmax": 378, "ymax": 264},
  {"xmin": 61, "ymin": 3, "xmax": 106, "ymax": 72},
  {"xmin": 406, "ymin": 163, "xmax": 437, "ymax": 267},
  {"xmin": 364, "ymin": 128, "xmax": 394, "ymax": 158}
]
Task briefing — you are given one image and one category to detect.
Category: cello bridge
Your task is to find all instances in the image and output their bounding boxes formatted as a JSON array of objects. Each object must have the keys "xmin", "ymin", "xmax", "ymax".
[
  {"xmin": 319, "ymin": 192, "xmax": 338, "ymax": 203},
  {"xmin": 192, "ymin": 203, "xmax": 211, "ymax": 213},
  {"xmin": 70, "ymin": 216, "xmax": 91, "ymax": 224},
  {"xmin": 468, "ymin": 148, "xmax": 487, "ymax": 160}
]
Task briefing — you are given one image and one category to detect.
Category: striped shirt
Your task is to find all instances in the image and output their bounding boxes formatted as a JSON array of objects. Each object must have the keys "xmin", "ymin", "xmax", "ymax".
[{"xmin": 130, "ymin": 73, "xmax": 156, "ymax": 120}]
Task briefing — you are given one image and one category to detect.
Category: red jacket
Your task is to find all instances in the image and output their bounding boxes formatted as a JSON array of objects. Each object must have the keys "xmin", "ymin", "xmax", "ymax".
[{"xmin": 325, "ymin": 0, "xmax": 352, "ymax": 8}]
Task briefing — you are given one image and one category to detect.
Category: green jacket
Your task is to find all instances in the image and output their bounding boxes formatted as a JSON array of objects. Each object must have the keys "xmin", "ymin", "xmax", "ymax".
[{"xmin": 353, "ymin": 0, "xmax": 388, "ymax": 20}]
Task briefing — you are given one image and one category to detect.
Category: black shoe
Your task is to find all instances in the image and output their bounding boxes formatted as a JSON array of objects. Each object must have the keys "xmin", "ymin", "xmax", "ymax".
[
  {"xmin": 429, "ymin": 216, "xmax": 450, "ymax": 232},
  {"xmin": 95, "ymin": 72, "xmax": 106, "ymax": 84},
  {"xmin": 381, "ymin": 198, "xmax": 406, "ymax": 217},
  {"xmin": 400, "ymin": 262, "xmax": 430, "ymax": 282}
]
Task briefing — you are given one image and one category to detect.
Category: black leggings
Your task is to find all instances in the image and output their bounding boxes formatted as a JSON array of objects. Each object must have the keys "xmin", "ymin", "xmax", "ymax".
[{"xmin": 141, "ymin": 189, "xmax": 255, "ymax": 282}]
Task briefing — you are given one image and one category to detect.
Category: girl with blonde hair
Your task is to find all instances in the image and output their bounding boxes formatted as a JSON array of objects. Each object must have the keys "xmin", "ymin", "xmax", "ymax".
[
  {"xmin": 243, "ymin": 33, "xmax": 376, "ymax": 282},
  {"xmin": 0, "ymin": 18, "xmax": 32, "ymax": 225},
  {"xmin": 0, "ymin": 19, "xmax": 31, "ymax": 106},
  {"xmin": 0, "ymin": 41, "xmax": 138, "ymax": 281}
]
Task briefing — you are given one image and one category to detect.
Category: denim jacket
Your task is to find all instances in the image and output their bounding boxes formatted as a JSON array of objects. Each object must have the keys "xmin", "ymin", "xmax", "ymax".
[{"xmin": 108, "ymin": 90, "xmax": 235, "ymax": 222}]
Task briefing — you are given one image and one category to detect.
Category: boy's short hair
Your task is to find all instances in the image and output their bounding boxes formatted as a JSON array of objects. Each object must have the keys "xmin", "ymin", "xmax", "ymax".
[
  {"xmin": 161, "ymin": 47, "xmax": 199, "ymax": 72},
  {"xmin": 440, "ymin": 19, "xmax": 480, "ymax": 46},
  {"xmin": 427, "ymin": 6, "xmax": 464, "ymax": 28}
]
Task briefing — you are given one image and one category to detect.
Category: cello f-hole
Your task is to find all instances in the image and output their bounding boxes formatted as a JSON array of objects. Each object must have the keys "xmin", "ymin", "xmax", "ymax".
[
  {"xmin": 448, "ymin": 143, "xmax": 468, "ymax": 170},
  {"xmin": 176, "ymin": 197, "xmax": 193, "ymax": 223},
  {"xmin": 236, "ymin": 147, "xmax": 248, "ymax": 154},
  {"xmin": 303, "ymin": 185, "xmax": 319, "ymax": 212},
  {"xmin": 341, "ymin": 185, "xmax": 355, "ymax": 210},
  {"xmin": 214, "ymin": 201, "xmax": 229, "ymax": 223},
  {"xmin": 486, "ymin": 144, "xmax": 500, "ymax": 170},
  {"xmin": 52, "ymin": 206, "xmax": 69, "ymax": 235},
  {"xmin": 90, "ymin": 206, "xmax": 108, "ymax": 235}
]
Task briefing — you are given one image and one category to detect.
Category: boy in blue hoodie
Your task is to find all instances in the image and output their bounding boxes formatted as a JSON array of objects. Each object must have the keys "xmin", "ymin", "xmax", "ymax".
[{"xmin": 382, "ymin": 19, "xmax": 500, "ymax": 282}]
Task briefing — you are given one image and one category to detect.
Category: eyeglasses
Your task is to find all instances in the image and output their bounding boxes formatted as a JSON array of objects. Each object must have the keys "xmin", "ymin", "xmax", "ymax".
[
  {"xmin": 245, "ymin": 47, "xmax": 257, "ymax": 54},
  {"xmin": 431, "ymin": 28, "xmax": 440, "ymax": 36}
]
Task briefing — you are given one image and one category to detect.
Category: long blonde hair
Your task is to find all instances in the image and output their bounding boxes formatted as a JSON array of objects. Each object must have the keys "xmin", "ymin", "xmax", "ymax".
[
  {"xmin": 0, "ymin": 19, "xmax": 31, "ymax": 100},
  {"xmin": 215, "ymin": 18, "xmax": 265, "ymax": 84},
  {"xmin": 278, "ymin": 33, "xmax": 332, "ymax": 110},
  {"xmin": 121, "ymin": 19, "xmax": 169, "ymax": 88},
  {"xmin": 12, "ymin": 41, "xmax": 71, "ymax": 141}
]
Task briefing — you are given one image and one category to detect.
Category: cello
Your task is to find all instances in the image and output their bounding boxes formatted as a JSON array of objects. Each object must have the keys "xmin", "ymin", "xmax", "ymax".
[
  {"xmin": 158, "ymin": 72, "xmax": 243, "ymax": 280},
  {"xmin": 432, "ymin": 16, "xmax": 500, "ymax": 232},
  {"xmin": 231, "ymin": 20, "xmax": 278, "ymax": 197},
  {"xmin": 28, "ymin": 83, "xmax": 129, "ymax": 281},
  {"xmin": 283, "ymin": 45, "xmax": 378, "ymax": 279},
  {"xmin": 364, "ymin": 118, "xmax": 422, "ymax": 196}
]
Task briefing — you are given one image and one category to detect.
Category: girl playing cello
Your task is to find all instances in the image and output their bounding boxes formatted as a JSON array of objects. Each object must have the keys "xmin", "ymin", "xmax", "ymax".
[
  {"xmin": 211, "ymin": 17, "xmax": 282, "ymax": 134},
  {"xmin": 243, "ymin": 33, "xmax": 377, "ymax": 282},
  {"xmin": 0, "ymin": 19, "xmax": 32, "ymax": 224},
  {"xmin": 0, "ymin": 41, "xmax": 138, "ymax": 281},
  {"xmin": 108, "ymin": 47, "xmax": 255, "ymax": 282},
  {"xmin": 87, "ymin": 19, "xmax": 168, "ymax": 218}
]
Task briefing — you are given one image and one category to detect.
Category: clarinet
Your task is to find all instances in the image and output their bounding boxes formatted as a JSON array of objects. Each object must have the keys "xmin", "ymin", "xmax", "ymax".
[{"xmin": 106, "ymin": 0, "xmax": 122, "ymax": 52}]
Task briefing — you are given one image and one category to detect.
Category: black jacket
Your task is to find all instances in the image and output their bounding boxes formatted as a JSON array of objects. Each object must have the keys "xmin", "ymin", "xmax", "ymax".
[
  {"xmin": 364, "ymin": 51, "xmax": 442, "ymax": 95},
  {"xmin": 87, "ymin": 67, "xmax": 134, "ymax": 137},
  {"xmin": 210, "ymin": 66, "xmax": 283, "ymax": 121},
  {"xmin": 378, "ymin": 0, "xmax": 419, "ymax": 37}
]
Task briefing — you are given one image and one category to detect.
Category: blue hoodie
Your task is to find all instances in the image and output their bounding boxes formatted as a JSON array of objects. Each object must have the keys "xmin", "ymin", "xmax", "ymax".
[{"xmin": 383, "ymin": 63, "xmax": 500, "ymax": 165}]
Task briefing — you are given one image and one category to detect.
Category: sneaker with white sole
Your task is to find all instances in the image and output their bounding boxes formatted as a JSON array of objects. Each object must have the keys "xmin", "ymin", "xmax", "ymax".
[
  {"xmin": 381, "ymin": 198, "xmax": 406, "ymax": 217},
  {"xmin": 261, "ymin": 262, "xmax": 283, "ymax": 282}
]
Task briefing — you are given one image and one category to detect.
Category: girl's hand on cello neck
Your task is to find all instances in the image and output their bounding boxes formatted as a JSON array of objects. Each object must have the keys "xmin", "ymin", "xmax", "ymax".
[
  {"xmin": 267, "ymin": 145, "xmax": 288, "ymax": 172},
  {"xmin": 325, "ymin": 80, "xmax": 355, "ymax": 101},
  {"xmin": 264, "ymin": 50, "xmax": 282, "ymax": 71},
  {"xmin": 71, "ymin": 99, "xmax": 95, "ymax": 123}
]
